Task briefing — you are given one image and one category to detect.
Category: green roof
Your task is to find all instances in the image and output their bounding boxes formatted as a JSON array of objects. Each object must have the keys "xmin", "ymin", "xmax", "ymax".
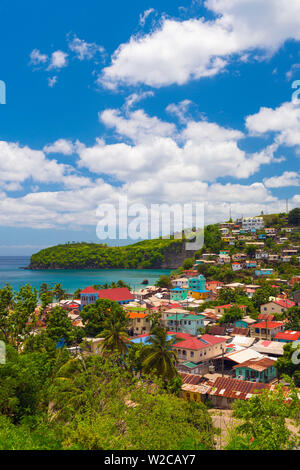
[
  {"xmin": 183, "ymin": 362, "xmax": 198, "ymax": 368},
  {"xmin": 168, "ymin": 314, "xmax": 204, "ymax": 321}
]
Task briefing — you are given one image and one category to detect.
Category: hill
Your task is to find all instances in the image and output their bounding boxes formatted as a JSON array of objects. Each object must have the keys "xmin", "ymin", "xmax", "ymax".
[{"xmin": 28, "ymin": 238, "xmax": 194, "ymax": 270}]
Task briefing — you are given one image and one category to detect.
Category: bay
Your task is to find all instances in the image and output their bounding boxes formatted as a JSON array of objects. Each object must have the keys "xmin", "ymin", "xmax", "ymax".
[{"xmin": 0, "ymin": 256, "xmax": 171, "ymax": 293}]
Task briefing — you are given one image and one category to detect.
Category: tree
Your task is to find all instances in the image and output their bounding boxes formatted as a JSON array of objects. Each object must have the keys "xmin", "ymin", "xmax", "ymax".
[
  {"xmin": 10, "ymin": 284, "xmax": 38, "ymax": 349},
  {"xmin": 155, "ymin": 275, "xmax": 172, "ymax": 289},
  {"xmin": 46, "ymin": 306, "xmax": 83, "ymax": 345},
  {"xmin": 100, "ymin": 303, "xmax": 130, "ymax": 356},
  {"xmin": 276, "ymin": 342, "xmax": 300, "ymax": 386},
  {"xmin": 53, "ymin": 283, "xmax": 67, "ymax": 302},
  {"xmin": 0, "ymin": 284, "xmax": 14, "ymax": 343},
  {"xmin": 39, "ymin": 283, "xmax": 52, "ymax": 299},
  {"xmin": 72, "ymin": 288, "xmax": 82, "ymax": 299},
  {"xmin": 288, "ymin": 208, "xmax": 300, "ymax": 226},
  {"xmin": 219, "ymin": 306, "xmax": 243, "ymax": 325},
  {"xmin": 284, "ymin": 306, "xmax": 300, "ymax": 331},
  {"xmin": 182, "ymin": 258, "xmax": 194, "ymax": 270},
  {"xmin": 81, "ymin": 298, "xmax": 122, "ymax": 337},
  {"xmin": 141, "ymin": 327, "xmax": 178, "ymax": 382},
  {"xmin": 226, "ymin": 385, "xmax": 300, "ymax": 450}
]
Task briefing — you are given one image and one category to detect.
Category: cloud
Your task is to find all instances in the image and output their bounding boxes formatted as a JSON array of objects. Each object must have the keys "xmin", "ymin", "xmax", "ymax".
[
  {"xmin": 139, "ymin": 8, "xmax": 155, "ymax": 27},
  {"xmin": 124, "ymin": 91, "xmax": 154, "ymax": 111},
  {"xmin": 100, "ymin": 0, "xmax": 300, "ymax": 88},
  {"xmin": 29, "ymin": 49, "xmax": 48, "ymax": 66},
  {"xmin": 67, "ymin": 34, "xmax": 105, "ymax": 60},
  {"xmin": 246, "ymin": 100, "xmax": 300, "ymax": 147},
  {"xmin": 47, "ymin": 50, "xmax": 68, "ymax": 70},
  {"xmin": 43, "ymin": 139, "xmax": 76, "ymax": 155},
  {"xmin": 48, "ymin": 76, "xmax": 58, "ymax": 88},
  {"xmin": 264, "ymin": 171, "xmax": 300, "ymax": 188},
  {"xmin": 0, "ymin": 140, "xmax": 91, "ymax": 189},
  {"xmin": 78, "ymin": 106, "xmax": 277, "ymax": 185}
]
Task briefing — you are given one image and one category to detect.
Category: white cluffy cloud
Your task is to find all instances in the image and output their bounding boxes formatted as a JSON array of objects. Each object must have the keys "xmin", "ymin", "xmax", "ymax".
[
  {"xmin": 139, "ymin": 8, "xmax": 155, "ymax": 27},
  {"xmin": 77, "ymin": 105, "xmax": 276, "ymax": 186},
  {"xmin": 29, "ymin": 49, "xmax": 48, "ymax": 66},
  {"xmin": 246, "ymin": 100, "xmax": 300, "ymax": 148},
  {"xmin": 47, "ymin": 50, "xmax": 68, "ymax": 70},
  {"xmin": 100, "ymin": 0, "xmax": 300, "ymax": 88},
  {"xmin": 264, "ymin": 171, "xmax": 300, "ymax": 188},
  {"xmin": 43, "ymin": 139, "xmax": 76, "ymax": 155},
  {"xmin": 67, "ymin": 34, "xmax": 105, "ymax": 60}
]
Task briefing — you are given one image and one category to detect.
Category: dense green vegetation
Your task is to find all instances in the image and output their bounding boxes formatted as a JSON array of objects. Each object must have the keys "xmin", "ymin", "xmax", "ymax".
[{"xmin": 29, "ymin": 238, "xmax": 185, "ymax": 269}]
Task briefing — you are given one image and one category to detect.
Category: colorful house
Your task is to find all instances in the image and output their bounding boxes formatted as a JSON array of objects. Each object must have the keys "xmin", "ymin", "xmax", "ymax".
[
  {"xmin": 274, "ymin": 330, "xmax": 300, "ymax": 343},
  {"xmin": 249, "ymin": 320, "xmax": 284, "ymax": 339},
  {"xmin": 170, "ymin": 287, "xmax": 187, "ymax": 301},
  {"xmin": 188, "ymin": 274, "xmax": 210, "ymax": 299},
  {"xmin": 167, "ymin": 313, "xmax": 205, "ymax": 336},
  {"xmin": 255, "ymin": 269, "xmax": 273, "ymax": 276},
  {"xmin": 233, "ymin": 357, "xmax": 277, "ymax": 383},
  {"xmin": 80, "ymin": 286, "xmax": 134, "ymax": 310}
]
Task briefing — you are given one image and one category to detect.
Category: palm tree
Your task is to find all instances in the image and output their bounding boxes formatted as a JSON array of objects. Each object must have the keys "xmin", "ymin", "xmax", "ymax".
[
  {"xmin": 100, "ymin": 308, "xmax": 130, "ymax": 356},
  {"xmin": 141, "ymin": 327, "xmax": 178, "ymax": 381},
  {"xmin": 53, "ymin": 283, "xmax": 67, "ymax": 302},
  {"xmin": 39, "ymin": 283, "xmax": 52, "ymax": 299}
]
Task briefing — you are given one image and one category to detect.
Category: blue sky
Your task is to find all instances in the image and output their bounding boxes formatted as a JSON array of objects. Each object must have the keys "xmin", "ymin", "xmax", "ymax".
[{"xmin": 0, "ymin": 0, "xmax": 299, "ymax": 255}]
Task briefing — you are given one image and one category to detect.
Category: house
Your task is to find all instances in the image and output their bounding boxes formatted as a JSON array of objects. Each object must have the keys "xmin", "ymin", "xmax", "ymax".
[
  {"xmin": 170, "ymin": 287, "xmax": 188, "ymax": 302},
  {"xmin": 181, "ymin": 376, "xmax": 270, "ymax": 409},
  {"xmin": 292, "ymin": 290, "xmax": 300, "ymax": 304},
  {"xmin": 255, "ymin": 250, "xmax": 269, "ymax": 260},
  {"xmin": 167, "ymin": 313, "xmax": 205, "ymax": 336},
  {"xmin": 233, "ymin": 357, "xmax": 277, "ymax": 383},
  {"xmin": 218, "ymin": 254, "xmax": 231, "ymax": 264},
  {"xmin": 232, "ymin": 262, "xmax": 243, "ymax": 271},
  {"xmin": 214, "ymin": 304, "xmax": 247, "ymax": 316},
  {"xmin": 80, "ymin": 286, "xmax": 135, "ymax": 310},
  {"xmin": 127, "ymin": 312, "xmax": 151, "ymax": 336},
  {"xmin": 237, "ymin": 216, "xmax": 264, "ymax": 231},
  {"xmin": 274, "ymin": 330, "xmax": 300, "ymax": 343},
  {"xmin": 234, "ymin": 316, "xmax": 256, "ymax": 329},
  {"xmin": 231, "ymin": 327, "xmax": 249, "ymax": 337},
  {"xmin": 173, "ymin": 334, "xmax": 227, "ymax": 364},
  {"xmin": 187, "ymin": 275, "xmax": 210, "ymax": 300},
  {"xmin": 268, "ymin": 254, "xmax": 280, "ymax": 262},
  {"xmin": 232, "ymin": 253, "xmax": 247, "ymax": 262},
  {"xmin": 289, "ymin": 276, "xmax": 300, "ymax": 286},
  {"xmin": 206, "ymin": 280, "xmax": 224, "ymax": 293},
  {"xmin": 171, "ymin": 277, "xmax": 188, "ymax": 288},
  {"xmin": 130, "ymin": 332, "xmax": 176, "ymax": 345},
  {"xmin": 260, "ymin": 299, "xmax": 296, "ymax": 315},
  {"xmin": 249, "ymin": 320, "xmax": 284, "ymax": 340},
  {"xmin": 245, "ymin": 261, "xmax": 257, "ymax": 268},
  {"xmin": 252, "ymin": 340, "xmax": 284, "ymax": 357},
  {"xmin": 161, "ymin": 307, "xmax": 190, "ymax": 326},
  {"xmin": 208, "ymin": 325, "xmax": 226, "ymax": 336},
  {"xmin": 183, "ymin": 269, "xmax": 199, "ymax": 278},
  {"xmin": 255, "ymin": 268, "xmax": 273, "ymax": 276}
]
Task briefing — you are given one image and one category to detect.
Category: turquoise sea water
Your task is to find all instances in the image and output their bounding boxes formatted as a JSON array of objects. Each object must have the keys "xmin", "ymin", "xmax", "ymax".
[{"xmin": 0, "ymin": 257, "xmax": 170, "ymax": 293}]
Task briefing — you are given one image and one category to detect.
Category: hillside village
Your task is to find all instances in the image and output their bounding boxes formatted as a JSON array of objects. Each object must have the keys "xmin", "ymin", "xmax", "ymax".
[{"xmin": 38, "ymin": 210, "xmax": 300, "ymax": 411}]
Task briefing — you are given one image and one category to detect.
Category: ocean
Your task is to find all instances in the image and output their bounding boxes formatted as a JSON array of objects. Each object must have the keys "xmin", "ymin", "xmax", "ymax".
[{"xmin": 0, "ymin": 256, "xmax": 171, "ymax": 293}]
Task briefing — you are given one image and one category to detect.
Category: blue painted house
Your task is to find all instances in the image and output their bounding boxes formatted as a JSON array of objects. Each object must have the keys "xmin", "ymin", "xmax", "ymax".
[
  {"xmin": 80, "ymin": 286, "xmax": 134, "ymax": 310},
  {"xmin": 170, "ymin": 287, "xmax": 187, "ymax": 301}
]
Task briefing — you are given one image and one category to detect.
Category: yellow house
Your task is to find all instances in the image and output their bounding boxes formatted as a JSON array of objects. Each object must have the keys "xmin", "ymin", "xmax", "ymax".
[{"xmin": 187, "ymin": 290, "xmax": 210, "ymax": 300}]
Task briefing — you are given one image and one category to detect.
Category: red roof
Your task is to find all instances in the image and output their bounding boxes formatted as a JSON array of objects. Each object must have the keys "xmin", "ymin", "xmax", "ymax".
[
  {"xmin": 273, "ymin": 300, "xmax": 296, "ymax": 309},
  {"xmin": 274, "ymin": 330, "xmax": 300, "ymax": 341},
  {"xmin": 251, "ymin": 321, "xmax": 284, "ymax": 329},
  {"xmin": 173, "ymin": 334, "xmax": 225, "ymax": 350},
  {"xmin": 81, "ymin": 286, "xmax": 134, "ymax": 302}
]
